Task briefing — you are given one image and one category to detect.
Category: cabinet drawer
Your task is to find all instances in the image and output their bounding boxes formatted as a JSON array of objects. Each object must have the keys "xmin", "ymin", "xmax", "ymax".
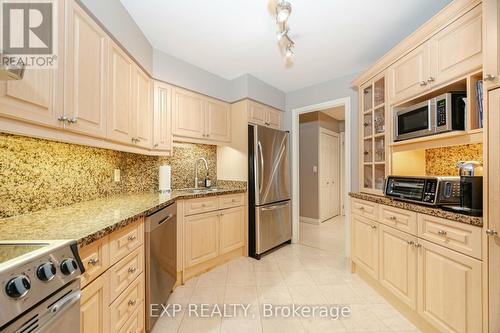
[
  {"xmin": 118, "ymin": 303, "xmax": 144, "ymax": 333},
  {"xmin": 109, "ymin": 246, "xmax": 144, "ymax": 302},
  {"xmin": 184, "ymin": 197, "xmax": 219, "ymax": 216},
  {"xmin": 109, "ymin": 219, "xmax": 144, "ymax": 265},
  {"xmin": 218, "ymin": 193, "xmax": 244, "ymax": 210},
  {"xmin": 379, "ymin": 205, "xmax": 417, "ymax": 235},
  {"xmin": 109, "ymin": 273, "xmax": 144, "ymax": 333},
  {"xmin": 351, "ymin": 198, "xmax": 378, "ymax": 220},
  {"xmin": 418, "ymin": 214, "xmax": 482, "ymax": 259},
  {"xmin": 79, "ymin": 236, "xmax": 110, "ymax": 288}
]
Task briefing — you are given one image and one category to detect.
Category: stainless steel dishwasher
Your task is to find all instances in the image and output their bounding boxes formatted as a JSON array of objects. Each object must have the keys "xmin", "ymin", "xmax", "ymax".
[{"xmin": 145, "ymin": 202, "xmax": 177, "ymax": 332}]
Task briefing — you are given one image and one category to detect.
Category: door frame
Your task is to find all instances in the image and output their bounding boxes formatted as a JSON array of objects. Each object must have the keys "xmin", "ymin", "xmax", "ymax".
[
  {"xmin": 318, "ymin": 127, "xmax": 340, "ymax": 222},
  {"xmin": 291, "ymin": 97, "xmax": 352, "ymax": 257}
]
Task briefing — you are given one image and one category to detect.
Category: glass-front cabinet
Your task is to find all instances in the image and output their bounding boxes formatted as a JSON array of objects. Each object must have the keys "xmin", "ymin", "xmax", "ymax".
[{"xmin": 360, "ymin": 75, "xmax": 388, "ymax": 194}]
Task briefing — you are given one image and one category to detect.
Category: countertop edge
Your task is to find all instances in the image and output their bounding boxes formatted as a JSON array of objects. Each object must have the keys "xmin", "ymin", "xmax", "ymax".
[
  {"xmin": 348, "ymin": 192, "xmax": 483, "ymax": 227},
  {"xmin": 77, "ymin": 188, "xmax": 247, "ymax": 247}
]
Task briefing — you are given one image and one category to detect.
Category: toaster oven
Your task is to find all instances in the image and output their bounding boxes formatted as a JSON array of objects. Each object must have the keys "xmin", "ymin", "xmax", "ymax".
[{"xmin": 384, "ymin": 176, "xmax": 461, "ymax": 206}]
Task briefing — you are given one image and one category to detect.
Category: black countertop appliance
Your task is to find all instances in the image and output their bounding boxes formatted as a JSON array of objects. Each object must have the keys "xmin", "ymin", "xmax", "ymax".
[{"xmin": 443, "ymin": 161, "xmax": 483, "ymax": 216}]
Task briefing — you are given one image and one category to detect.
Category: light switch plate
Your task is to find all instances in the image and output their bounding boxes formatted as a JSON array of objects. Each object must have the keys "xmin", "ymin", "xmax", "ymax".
[
  {"xmin": 313, "ymin": 166, "xmax": 318, "ymax": 173},
  {"xmin": 114, "ymin": 169, "xmax": 121, "ymax": 182}
]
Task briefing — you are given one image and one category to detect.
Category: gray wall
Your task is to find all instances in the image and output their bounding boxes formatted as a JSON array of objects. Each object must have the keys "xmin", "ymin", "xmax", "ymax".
[
  {"xmin": 79, "ymin": 0, "xmax": 153, "ymax": 74},
  {"xmin": 285, "ymin": 73, "xmax": 360, "ymax": 193}
]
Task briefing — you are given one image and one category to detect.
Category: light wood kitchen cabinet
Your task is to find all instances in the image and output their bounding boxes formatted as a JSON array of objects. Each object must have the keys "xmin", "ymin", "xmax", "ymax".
[
  {"xmin": 417, "ymin": 239, "xmax": 482, "ymax": 333},
  {"xmin": 487, "ymin": 88, "xmax": 500, "ymax": 333},
  {"xmin": 484, "ymin": 0, "xmax": 500, "ymax": 89},
  {"xmin": 379, "ymin": 224, "xmax": 418, "ymax": 310},
  {"xmin": 172, "ymin": 87, "xmax": 231, "ymax": 143},
  {"xmin": 109, "ymin": 219, "xmax": 144, "ymax": 265},
  {"xmin": 79, "ymin": 236, "xmax": 110, "ymax": 288},
  {"xmin": 219, "ymin": 206, "xmax": 245, "ymax": 255},
  {"xmin": 352, "ymin": 214, "xmax": 379, "ymax": 279},
  {"xmin": 108, "ymin": 246, "xmax": 144, "ymax": 302},
  {"xmin": 184, "ymin": 211, "xmax": 220, "ymax": 267},
  {"xmin": 107, "ymin": 41, "xmax": 134, "ymax": 144},
  {"xmin": 153, "ymin": 81, "xmax": 172, "ymax": 152},
  {"xmin": 172, "ymin": 87, "xmax": 206, "ymax": 140},
  {"xmin": 248, "ymin": 101, "xmax": 282, "ymax": 129},
  {"xmin": 132, "ymin": 66, "xmax": 153, "ymax": 148},
  {"xmin": 429, "ymin": 5, "xmax": 482, "ymax": 88},
  {"xmin": 379, "ymin": 205, "xmax": 417, "ymax": 236},
  {"xmin": 109, "ymin": 274, "xmax": 145, "ymax": 333},
  {"xmin": 64, "ymin": 0, "xmax": 108, "ymax": 138},
  {"xmin": 206, "ymin": 97, "xmax": 231, "ymax": 142},
  {"xmin": 388, "ymin": 43, "xmax": 430, "ymax": 104},
  {"xmin": 80, "ymin": 271, "xmax": 110, "ymax": 333}
]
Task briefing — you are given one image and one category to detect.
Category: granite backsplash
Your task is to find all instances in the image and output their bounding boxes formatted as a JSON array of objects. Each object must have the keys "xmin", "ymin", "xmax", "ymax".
[
  {"xmin": 0, "ymin": 134, "xmax": 217, "ymax": 218},
  {"xmin": 425, "ymin": 143, "xmax": 483, "ymax": 176}
]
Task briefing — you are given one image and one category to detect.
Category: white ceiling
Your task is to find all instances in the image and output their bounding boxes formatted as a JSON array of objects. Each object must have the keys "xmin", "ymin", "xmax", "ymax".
[
  {"xmin": 121, "ymin": 0, "xmax": 451, "ymax": 92},
  {"xmin": 321, "ymin": 106, "xmax": 345, "ymax": 121}
]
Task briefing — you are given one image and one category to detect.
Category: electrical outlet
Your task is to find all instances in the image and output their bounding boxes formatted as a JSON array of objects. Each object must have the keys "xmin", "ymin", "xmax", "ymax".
[{"xmin": 114, "ymin": 169, "xmax": 121, "ymax": 182}]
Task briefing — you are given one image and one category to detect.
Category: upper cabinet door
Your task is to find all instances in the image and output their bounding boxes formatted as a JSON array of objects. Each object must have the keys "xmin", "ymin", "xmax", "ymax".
[
  {"xmin": 0, "ymin": 1, "xmax": 64, "ymax": 128},
  {"xmin": 133, "ymin": 67, "xmax": 152, "ymax": 148},
  {"xmin": 483, "ymin": 0, "xmax": 500, "ymax": 88},
  {"xmin": 107, "ymin": 42, "xmax": 134, "ymax": 144},
  {"xmin": 429, "ymin": 5, "xmax": 482, "ymax": 88},
  {"xmin": 206, "ymin": 98, "xmax": 231, "ymax": 142},
  {"xmin": 64, "ymin": 1, "xmax": 108, "ymax": 138},
  {"xmin": 172, "ymin": 88, "xmax": 205, "ymax": 139},
  {"xmin": 388, "ymin": 43, "xmax": 430, "ymax": 104},
  {"xmin": 266, "ymin": 109, "xmax": 282, "ymax": 129},
  {"xmin": 153, "ymin": 81, "xmax": 172, "ymax": 152},
  {"xmin": 248, "ymin": 101, "xmax": 267, "ymax": 126}
]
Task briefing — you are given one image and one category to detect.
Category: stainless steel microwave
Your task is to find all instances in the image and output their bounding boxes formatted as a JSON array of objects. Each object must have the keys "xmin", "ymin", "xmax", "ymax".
[{"xmin": 394, "ymin": 92, "xmax": 466, "ymax": 142}]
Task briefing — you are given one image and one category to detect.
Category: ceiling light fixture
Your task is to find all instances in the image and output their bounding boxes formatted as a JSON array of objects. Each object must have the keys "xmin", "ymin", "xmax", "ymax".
[
  {"xmin": 276, "ymin": 1, "xmax": 292, "ymax": 23},
  {"xmin": 275, "ymin": 0, "xmax": 295, "ymax": 59}
]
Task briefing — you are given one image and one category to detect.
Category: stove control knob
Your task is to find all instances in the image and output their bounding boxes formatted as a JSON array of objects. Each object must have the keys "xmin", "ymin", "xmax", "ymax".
[
  {"xmin": 5, "ymin": 275, "xmax": 31, "ymax": 299},
  {"xmin": 37, "ymin": 262, "xmax": 56, "ymax": 282},
  {"xmin": 60, "ymin": 259, "xmax": 78, "ymax": 276}
]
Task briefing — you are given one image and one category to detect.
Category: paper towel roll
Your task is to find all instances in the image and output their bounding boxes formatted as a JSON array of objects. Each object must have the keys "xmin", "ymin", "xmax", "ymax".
[{"xmin": 159, "ymin": 165, "xmax": 171, "ymax": 192}]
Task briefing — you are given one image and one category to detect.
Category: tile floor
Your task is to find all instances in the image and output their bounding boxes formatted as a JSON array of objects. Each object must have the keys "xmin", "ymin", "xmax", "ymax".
[{"xmin": 152, "ymin": 216, "xmax": 421, "ymax": 333}]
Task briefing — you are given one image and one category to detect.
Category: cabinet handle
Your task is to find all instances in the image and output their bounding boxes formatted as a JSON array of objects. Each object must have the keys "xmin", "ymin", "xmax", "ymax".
[
  {"xmin": 363, "ymin": 151, "xmax": 369, "ymax": 155},
  {"xmin": 370, "ymin": 225, "xmax": 377, "ymax": 229},
  {"xmin": 128, "ymin": 299, "xmax": 137, "ymax": 306},
  {"xmin": 407, "ymin": 240, "xmax": 414, "ymax": 246},
  {"xmin": 87, "ymin": 258, "xmax": 99, "ymax": 266},
  {"xmin": 128, "ymin": 267, "xmax": 137, "ymax": 274},
  {"xmin": 154, "ymin": 143, "xmax": 159, "ymax": 148},
  {"xmin": 437, "ymin": 230, "xmax": 447, "ymax": 236},
  {"xmin": 414, "ymin": 243, "xmax": 422, "ymax": 248},
  {"xmin": 484, "ymin": 74, "xmax": 496, "ymax": 81},
  {"xmin": 427, "ymin": 77, "xmax": 435, "ymax": 83},
  {"xmin": 389, "ymin": 216, "xmax": 397, "ymax": 221},
  {"xmin": 58, "ymin": 115, "xmax": 68, "ymax": 122},
  {"xmin": 363, "ymin": 122, "xmax": 370, "ymax": 127},
  {"xmin": 67, "ymin": 117, "xmax": 78, "ymax": 124},
  {"xmin": 127, "ymin": 235, "xmax": 137, "ymax": 241},
  {"xmin": 486, "ymin": 229, "xmax": 498, "ymax": 236},
  {"xmin": 359, "ymin": 206, "xmax": 365, "ymax": 210},
  {"xmin": 419, "ymin": 81, "xmax": 428, "ymax": 87}
]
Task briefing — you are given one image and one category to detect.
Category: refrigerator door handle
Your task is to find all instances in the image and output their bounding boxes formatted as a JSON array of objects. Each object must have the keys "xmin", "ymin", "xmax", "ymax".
[
  {"xmin": 260, "ymin": 202, "xmax": 289, "ymax": 211},
  {"xmin": 257, "ymin": 140, "xmax": 264, "ymax": 192}
]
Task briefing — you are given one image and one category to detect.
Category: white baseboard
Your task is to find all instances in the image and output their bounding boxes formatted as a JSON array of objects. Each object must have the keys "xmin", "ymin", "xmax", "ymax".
[{"xmin": 300, "ymin": 216, "xmax": 321, "ymax": 225}]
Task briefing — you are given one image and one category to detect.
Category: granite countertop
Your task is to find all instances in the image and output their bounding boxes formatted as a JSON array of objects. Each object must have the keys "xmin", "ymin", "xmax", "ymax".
[
  {"xmin": 0, "ymin": 186, "xmax": 246, "ymax": 247},
  {"xmin": 349, "ymin": 192, "xmax": 483, "ymax": 227}
]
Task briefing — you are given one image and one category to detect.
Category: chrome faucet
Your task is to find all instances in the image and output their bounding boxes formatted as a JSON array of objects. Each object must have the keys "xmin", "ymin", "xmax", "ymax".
[{"xmin": 194, "ymin": 157, "xmax": 209, "ymax": 189}]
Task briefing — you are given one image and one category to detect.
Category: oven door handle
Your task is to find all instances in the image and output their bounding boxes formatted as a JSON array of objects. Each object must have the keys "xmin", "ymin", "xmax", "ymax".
[{"xmin": 38, "ymin": 290, "xmax": 81, "ymax": 332}]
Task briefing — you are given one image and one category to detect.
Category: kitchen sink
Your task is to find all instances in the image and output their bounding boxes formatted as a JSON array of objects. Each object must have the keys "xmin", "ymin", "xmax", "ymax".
[{"xmin": 185, "ymin": 187, "xmax": 221, "ymax": 194}]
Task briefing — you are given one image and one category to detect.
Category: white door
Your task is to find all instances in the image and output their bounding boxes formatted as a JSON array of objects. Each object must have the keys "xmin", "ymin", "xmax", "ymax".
[{"xmin": 319, "ymin": 129, "xmax": 340, "ymax": 221}]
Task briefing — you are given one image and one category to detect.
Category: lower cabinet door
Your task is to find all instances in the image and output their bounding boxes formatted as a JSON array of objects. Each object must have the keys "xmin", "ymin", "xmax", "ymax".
[
  {"xmin": 352, "ymin": 215, "xmax": 379, "ymax": 279},
  {"xmin": 80, "ymin": 271, "xmax": 110, "ymax": 333},
  {"xmin": 185, "ymin": 211, "xmax": 219, "ymax": 267},
  {"xmin": 219, "ymin": 207, "xmax": 245, "ymax": 255},
  {"xmin": 379, "ymin": 225, "xmax": 418, "ymax": 309},
  {"xmin": 417, "ymin": 239, "xmax": 482, "ymax": 333}
]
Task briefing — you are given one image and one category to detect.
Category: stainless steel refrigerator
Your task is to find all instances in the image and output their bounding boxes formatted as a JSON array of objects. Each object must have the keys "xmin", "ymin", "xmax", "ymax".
[{"xmin": 248, "ymin": 124, "xmax": 291, "ymax": 259}]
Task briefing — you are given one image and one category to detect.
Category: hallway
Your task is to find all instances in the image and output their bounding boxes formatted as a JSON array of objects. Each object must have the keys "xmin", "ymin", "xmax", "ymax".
[{"xmin": 299, "ymin": 215, "xmax": 346, "ymax": 255}]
